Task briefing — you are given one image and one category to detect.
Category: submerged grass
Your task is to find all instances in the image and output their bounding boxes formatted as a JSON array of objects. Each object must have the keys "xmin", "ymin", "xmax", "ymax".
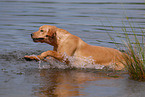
[
  {"xmin": 107, "ymin": 17, "xmax": 145, "ymax": 81},
  {"xmin": 123, "ymin": 41, "xmax": 145, "ymax": 81}
]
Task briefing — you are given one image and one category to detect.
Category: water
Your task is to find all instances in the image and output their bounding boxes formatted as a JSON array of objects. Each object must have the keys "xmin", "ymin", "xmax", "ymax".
[{"xmin": 0, "ymin": 0, "xmax": 145, "ymax": 97}]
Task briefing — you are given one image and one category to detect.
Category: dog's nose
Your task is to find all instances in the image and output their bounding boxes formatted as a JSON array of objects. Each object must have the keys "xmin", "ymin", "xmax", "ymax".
[{"xmin": 31, "ymin": 33, "xmax": 34, "ymax": 37}]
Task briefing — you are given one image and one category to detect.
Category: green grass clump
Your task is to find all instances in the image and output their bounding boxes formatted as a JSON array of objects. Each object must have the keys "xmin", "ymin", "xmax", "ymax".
[
  {"xmin": 123, "ymin": 42, "xmax": 145, "ymax": 81},
  {"xmin": 108, "ymin": 18, "xmax": 145, "ymax": 81}
]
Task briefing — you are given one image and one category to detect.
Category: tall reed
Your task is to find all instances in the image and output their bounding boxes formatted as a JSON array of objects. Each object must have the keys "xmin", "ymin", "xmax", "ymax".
[{"xmin": 107, "ymin": 18, "xmax": 145, "ymax": 81}]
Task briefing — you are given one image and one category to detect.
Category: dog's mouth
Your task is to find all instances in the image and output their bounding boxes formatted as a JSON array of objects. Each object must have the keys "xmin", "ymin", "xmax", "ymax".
[{"xmin": 32, "ymin": 38, "xmax": 44, "ymax": 42}]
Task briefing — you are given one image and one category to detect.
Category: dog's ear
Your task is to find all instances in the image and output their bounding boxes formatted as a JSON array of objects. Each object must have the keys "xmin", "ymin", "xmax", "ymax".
[{"xmin": 46, "ymin": 26, "xmax": 57, "ymax": 38}]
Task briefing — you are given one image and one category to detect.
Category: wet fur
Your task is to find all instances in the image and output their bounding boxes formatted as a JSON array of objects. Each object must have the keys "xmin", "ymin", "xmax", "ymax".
[{"xmin": 24, "ymin": 25, "xmax": 126, "ymax": 70}]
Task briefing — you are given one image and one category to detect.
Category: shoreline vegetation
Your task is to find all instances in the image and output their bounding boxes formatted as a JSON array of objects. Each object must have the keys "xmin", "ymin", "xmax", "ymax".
[{"xmin": 108, "ymin": 17, "xmax": 145, "ymax": 81}]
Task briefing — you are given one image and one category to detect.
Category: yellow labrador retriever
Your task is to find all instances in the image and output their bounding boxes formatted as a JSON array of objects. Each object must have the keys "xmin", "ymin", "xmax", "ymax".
[{"xmin": 24, "ymin": 25, "xmax": 125, "ymax": 70}]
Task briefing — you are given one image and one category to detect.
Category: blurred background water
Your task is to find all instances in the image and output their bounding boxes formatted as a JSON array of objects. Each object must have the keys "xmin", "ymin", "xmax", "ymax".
[{"xmin": 0, "ymin": 0, "xmax": 145, "ymax": 97}]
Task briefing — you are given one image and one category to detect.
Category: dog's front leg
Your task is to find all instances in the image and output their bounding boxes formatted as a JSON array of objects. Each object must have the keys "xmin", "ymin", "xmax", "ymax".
[
  {"xmin": 40, "ymin": 51, "xmax": 64, "ymax": 61},
  {"xmin": 40, "ymin": 51, "xmax": 69, "ymax": 64},
  {"xmin": 24, "ymin": 55, "xmax": 41, "ymax": 61}
]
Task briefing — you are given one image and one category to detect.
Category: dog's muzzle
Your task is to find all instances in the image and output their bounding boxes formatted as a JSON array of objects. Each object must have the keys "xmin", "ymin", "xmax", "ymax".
[
  {"xmin": 32, "ymin": 38, "xmax": 44, "ymax": 41},
  {"xmin": 31, "ymin": 34, "xmax": 44, "ymax": 42}
]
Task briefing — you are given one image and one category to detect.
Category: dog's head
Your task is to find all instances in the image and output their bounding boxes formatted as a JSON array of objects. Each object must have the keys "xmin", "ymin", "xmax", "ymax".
[{"xmin": 31, "ymin": 25, "xmax": 57, "ymax": 45}]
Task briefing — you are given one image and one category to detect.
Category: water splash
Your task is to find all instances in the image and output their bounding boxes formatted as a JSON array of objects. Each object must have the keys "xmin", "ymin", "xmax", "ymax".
[
  {"xmin": 29, "ymin": 55, "xmax": 42, "ymax": 69},
  {"xmin": 35, "ymin": 53, "xmax": 106, "ymax": 70},
  {"xmin": 68, "ymin": 55, "xmax": 105, "ymax": 69},
  {"xmin": 38, "ymin": 57, "xmax": 70, "ymax": 69}
]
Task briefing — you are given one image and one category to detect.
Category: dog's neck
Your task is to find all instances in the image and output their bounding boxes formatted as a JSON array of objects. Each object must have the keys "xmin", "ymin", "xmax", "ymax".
[
  {"xmin": 57, "ymin": 33, "xmax": 69, "ymax": 44},
  {"xmin": 53, "ymin": 28, "xmax": 70, "ymax": 50},
  {"xmin": 56, "ymin": 28, "xmax": 70, "ymax": 42}
]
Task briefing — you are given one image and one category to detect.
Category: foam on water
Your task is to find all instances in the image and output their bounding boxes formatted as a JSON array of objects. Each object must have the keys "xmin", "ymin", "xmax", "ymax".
[
  {"xmin": 32, "ymin": 54, "xmax": 106, "ymax": 70},
  {"xmin": 70, "ymin": 56, "xmax": 105, "ymax": 69},
  {"xmin": 29, "ymin": 55, "xmax": 42, "ymax": 69}
]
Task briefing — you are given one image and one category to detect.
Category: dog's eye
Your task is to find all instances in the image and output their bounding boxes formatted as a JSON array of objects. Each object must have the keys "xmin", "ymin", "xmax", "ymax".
[{"xmin": 40, "ymin": 30, "xmax": 44, "ymax": 32}]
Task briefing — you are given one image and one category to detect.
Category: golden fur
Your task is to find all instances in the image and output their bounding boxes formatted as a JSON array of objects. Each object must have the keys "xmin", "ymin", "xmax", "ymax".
[{"xmin": 24, "ymin": 25, "xmax": 125, "ymax": 70}]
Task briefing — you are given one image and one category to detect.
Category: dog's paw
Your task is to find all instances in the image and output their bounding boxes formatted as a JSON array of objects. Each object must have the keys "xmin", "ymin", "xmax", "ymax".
[
  {"xmin": 24, "ymin": 56, "xmax": 36, "ymax": 61},
  {"xmin": 24, "ymin": 56, "xmax": 32, "ymax": 61}
]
